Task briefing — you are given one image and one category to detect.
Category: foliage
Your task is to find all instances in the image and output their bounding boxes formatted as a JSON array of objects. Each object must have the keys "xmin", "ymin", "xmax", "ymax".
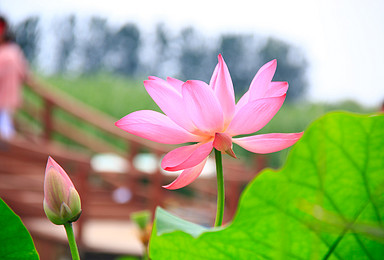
[
  {"xmin": 112, "ymin": 23, "xmax": 141, "ymax": 76},
  {"xmin": 218, "ymin": 34, "xmax": 254, "ymax": 94},
  {"xmin": 149, "ymin": 112, "xmax": 384, "ymax": 259},
  {"xmin": 16, "ymin": 14, "xmax": 309, "ymax": 99},
  {"xmin": 55, "ymin": 15, "xmax": 77, "ymax": 73},
  {"xmin": 259, "ymin": 38, "xmax": 308, "ymax": 101},
  {"xmin": 0, "ymin": 199, "xmax": 39, "ymax": 259},
  {"xmin": 152, "ymin": 23, "xmax": 172, "ymax": 76},
  {"xmin": 178, "ymin": 27, "xmax": 216, "ymax": 82},
  {"xmin": 82, "ymin": 16, "xmax": 110, "ymax": 74},
  {"xmin": 14, "ymin": 16, "xmax": 40, "ymax": 64}
]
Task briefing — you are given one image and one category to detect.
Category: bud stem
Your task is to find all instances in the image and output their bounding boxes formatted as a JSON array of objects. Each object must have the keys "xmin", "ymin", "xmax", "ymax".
[
  {"xmin": 214, "ymin": 148, "xmax": 225, "ymax": 227},
  {"xmin": 64, "ymin": 222, "xmax": 80, "ymax": 260}
]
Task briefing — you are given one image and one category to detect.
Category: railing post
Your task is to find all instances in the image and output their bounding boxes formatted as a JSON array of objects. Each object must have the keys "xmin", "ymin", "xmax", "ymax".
[
  {"xmin": 151, "ymin": 151, "xmax": 163, "ymax": 217},
  {"xmin": 226, "ymin": 179, "xmax": 240, "ymax": 222},
  {"xmin": 43, "ymin": 98, "xmax": 54, "ymax": 142},
  {"xmin": 74, "ymin": 162, "xmax": 90, "ymax": 247},
  {"xmin": 127, "ymin": 141, "xmax": 140, "ymax": 204},
  {"xmin": 255, "ymin": 154, "xmax": 267, "ymax": 174}
]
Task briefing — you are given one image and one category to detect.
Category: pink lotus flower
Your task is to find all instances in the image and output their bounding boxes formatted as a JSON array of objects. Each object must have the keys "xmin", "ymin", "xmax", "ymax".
[
  {"xmin": 116, "ymin": 55, "xmax": 303, "ymax": 190},
  {"xmin": 43, "ymin": 157, "xmax": 81, "ymax": 225}
]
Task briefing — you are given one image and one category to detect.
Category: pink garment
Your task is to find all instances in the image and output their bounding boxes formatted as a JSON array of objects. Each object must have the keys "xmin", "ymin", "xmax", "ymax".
[{"xmin": 0, "ymin": 43, "xmax": 28, "ymax": 110}]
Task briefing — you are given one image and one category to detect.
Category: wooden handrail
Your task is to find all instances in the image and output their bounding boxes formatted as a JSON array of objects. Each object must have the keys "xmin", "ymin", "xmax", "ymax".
[
  {"xmin": 22, "ymin": 77, "xmax": 262, "ymax": 182},
  {"xmin": 1, "ymin": 75, "xmax": 266, "ymax": 254},
  {"xmin": 20, "ymin": 77, "xmax": 172, "ymax": 229},
  {"xmin": 9, "ymin": 75, "xmax": 266, "ymax": 237},
  {"xmin": 26, "ymin": 78, "xmax": 170, "ymax": 154}
]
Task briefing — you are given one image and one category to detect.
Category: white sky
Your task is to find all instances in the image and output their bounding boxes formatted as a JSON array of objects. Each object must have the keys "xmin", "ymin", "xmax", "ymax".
[{"xmin": 1, "ymin": 0, "xmax": 384, "ymax": 107}]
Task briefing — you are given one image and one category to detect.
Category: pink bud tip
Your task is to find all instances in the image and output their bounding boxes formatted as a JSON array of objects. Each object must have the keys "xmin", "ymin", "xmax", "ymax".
[{"xmin": 43, "ymin": 156, "xmax": 81, "ymax": 225}]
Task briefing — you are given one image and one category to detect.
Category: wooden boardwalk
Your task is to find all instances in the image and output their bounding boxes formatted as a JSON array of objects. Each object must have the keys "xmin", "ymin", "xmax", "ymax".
[{"xmin": 0, "ymin": 79, "xmax": 265, "ymax": 259}]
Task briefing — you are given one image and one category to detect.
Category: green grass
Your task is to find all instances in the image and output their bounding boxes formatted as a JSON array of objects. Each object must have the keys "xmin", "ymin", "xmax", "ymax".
[
  {"xmin": 246, "ymin": 100, "xmax": 375, "ymax": 167},
  {"xmin": 44, "ymin": 73, "xmax": 160, "ymax": 118},
  {"xmin": 30, "ymin": 73, "xmax": 377, "ymax": 168}
]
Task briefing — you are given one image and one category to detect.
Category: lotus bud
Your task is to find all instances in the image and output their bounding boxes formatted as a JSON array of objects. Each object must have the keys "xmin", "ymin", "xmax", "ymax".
[
  {"xmin": 213, "ymin": 133, "xmax": 237, "ymax": 158},
  {"xmin": 43, "ymin": 156, "xmax": 82, "ymax": 225}
]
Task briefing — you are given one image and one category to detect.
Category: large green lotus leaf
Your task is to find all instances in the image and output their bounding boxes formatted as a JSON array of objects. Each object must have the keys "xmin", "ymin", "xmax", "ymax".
[
  {"xmin": 0, "ymin": 198, "xmax": 39, "ymax": 259},
  {"xmin": 150, "ymin": 112, "xmax": 384, "ymax": 259}
]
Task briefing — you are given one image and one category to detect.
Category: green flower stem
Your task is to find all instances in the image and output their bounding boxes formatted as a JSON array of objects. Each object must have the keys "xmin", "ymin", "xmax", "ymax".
[
  {"xmin": 64, "ymin": 222, "xmax": 80, "ymax": 260},
  {"xmin": 214, "ymin": 148, "xmax": 225, "ymax": 227}
]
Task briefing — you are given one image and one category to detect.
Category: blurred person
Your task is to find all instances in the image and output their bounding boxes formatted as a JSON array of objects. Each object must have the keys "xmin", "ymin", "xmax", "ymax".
[{"xmin": 0, "ymin": 16, "xmax": 32, "ymax": 140}]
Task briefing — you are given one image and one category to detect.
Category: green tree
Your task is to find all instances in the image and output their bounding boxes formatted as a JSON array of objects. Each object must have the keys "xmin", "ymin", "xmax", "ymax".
[
  {"xmin": 218, "ymin": 34, "xmax": 255, "ymax": 94},
  {"xmin": 153, "ymin": 23, "xmax": 171, "ymax": 76},
  {"xmin": 259, "ymin": 37, "xmax": 308, "ymax": 102},
  {"xmin": 14, "ymin": 17, "xmax": 40, "ymax": 64},
  {"xmin": 111, "ymin": 23, "xmax": 141, "ymax": 76},
  {"xmin": 82, "ymin": 16, "xmax": 110, "ymax": 74},
  {"xmin": 178, "ymin": 27, "xmax": 216, "ymax": 81},
  {"xmin": 55, "ymin": 15, "xmax": 77, "ymax": 74}
]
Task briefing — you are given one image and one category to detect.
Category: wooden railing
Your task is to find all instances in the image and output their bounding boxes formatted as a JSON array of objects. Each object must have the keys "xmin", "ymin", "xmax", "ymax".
[
  {"xmin": 2, "ymin": 77, "xmax": 266, "ymax": 246},
  {"xmin": 17, "ymin": 77, "xmax": 173, "ymax": 214},
  {"xmin": 0, "ymin": 135, "xmax": 91, "ymax": 244}
]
